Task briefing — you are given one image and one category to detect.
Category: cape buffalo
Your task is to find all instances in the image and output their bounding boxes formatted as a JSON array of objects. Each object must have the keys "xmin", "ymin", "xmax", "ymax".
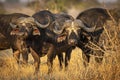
[
  {"xmin": 0, "ymin": 13, "xmax": 40, "ymax": 63},
  {"xmin": 67, "ymin": 7, "xmax": 120, "ymax": 66},
  {"xmin": 31, "ymin": 10, "xmax": 77, "ymax": 74}
]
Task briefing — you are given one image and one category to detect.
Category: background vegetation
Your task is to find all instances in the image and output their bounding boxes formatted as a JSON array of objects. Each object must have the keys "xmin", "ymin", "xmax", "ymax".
[{"xmin": 0, "ymin": 2, "xmax": 5, "ymax": 14}]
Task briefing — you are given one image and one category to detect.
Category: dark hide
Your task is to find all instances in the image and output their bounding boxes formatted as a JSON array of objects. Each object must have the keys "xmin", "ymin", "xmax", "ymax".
[
  {"xmin": 76, "ymin": 8, "xmax": 119, "ymax": 65},
  {"xmin": 0, "ymin": 33, "xmax": 10, "ymax": 49},
  {"xmin": 31, "ymin": 11, "xmax": 76, "ymax": 74},
  {"xmin": 45, "ymin": 13, "xmax": 76, "ymax": 73},
  {"xmin": 0, "ymin": 13, "xmax": 30, "ymax": 63}
]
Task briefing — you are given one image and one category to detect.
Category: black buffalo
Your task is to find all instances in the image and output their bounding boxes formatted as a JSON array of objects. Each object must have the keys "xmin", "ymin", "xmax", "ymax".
[
  {"xmin": 0, "ymin": 13, "xmax": 40, "ymax": 63},
  {"xmin": 31, "ymin": 10, "xmax": 78, "ymax": 74},
  {"xmin": 77, "ymin": 8, "xmax": 120, "ymax": 65},
  {"xmin": 0, "ymin": 33, "xmax": 10, "ymax": 49},
  {"xmin": 65, "ymin": 7, "xmax": 119, "ymax": 66},
  {"xmin": 9, "ymin": 10, "xmax": 55, "ymax": 74},
  {"xmin": 76, "ymin": 8, "xmax": 110, "ymax": 65},
  {"xmin": 46, "ymin": 13, "xmax": 76, "ymax": 72}
]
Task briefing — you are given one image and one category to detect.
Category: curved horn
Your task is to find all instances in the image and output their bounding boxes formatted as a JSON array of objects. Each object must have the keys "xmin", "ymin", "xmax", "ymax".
[
  {"xmin": 53, "ymin": 20, "xmax": 73, "ymax": 34},
  {"xmin": 63, "ymin": 20, "xmax": 73, "ymax": 28},
  {"xmin": 10, "ymin": 23, "xmax": 17, "ymax": 28},
  {"xmin": 53, "ymin": 21, "xmax": 64, "ymax": 34},
  {"xmin": 75, "ymin": 19, "xmax": 96, "ymax": 32},
  {"xmin": 35, "ymin": 16, "xmax": 51, "ymax": 28},
  {"xmin": 64, "ymin": 20, "xmax": 73, "ymax": 28},
  {"xmin": 53, "ymin": 28, "xmax": 63, "ymax": 34}
]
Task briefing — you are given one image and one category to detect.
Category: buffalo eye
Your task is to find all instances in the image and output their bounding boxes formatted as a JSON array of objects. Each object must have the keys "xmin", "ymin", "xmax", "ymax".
[{"xmin": 16, "ymin": 26, "xmax": 20, "ymax": 28}]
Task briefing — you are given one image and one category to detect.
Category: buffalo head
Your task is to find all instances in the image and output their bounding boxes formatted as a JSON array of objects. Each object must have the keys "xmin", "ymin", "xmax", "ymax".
[
  {"xmin": 41, "ymin": 12, "xmax": 96, "ymax": 45},
  {"xmin": 10, "ymin": 17, "xmax": 40, "ymax": 38},
  {"xmin": 48, "ymin": 13, "xmax": 75, "ymax": 43},
  {"xmin": 33, "ymin": 10, "xmax": 54, "ymax": 29},
  {"xmin": 61, "ymin": 19, "xmax": 96, "ymax": 46}
]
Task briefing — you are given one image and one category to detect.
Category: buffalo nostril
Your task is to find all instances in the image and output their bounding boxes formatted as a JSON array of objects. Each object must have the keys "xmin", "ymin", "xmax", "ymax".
[
  {"xmin": 70, "ymin": 40, "xmax": 74, "ymax": 43},
  {"xmin": 68, "ymin": 39, "xmax": 77, "ymax": 45}
]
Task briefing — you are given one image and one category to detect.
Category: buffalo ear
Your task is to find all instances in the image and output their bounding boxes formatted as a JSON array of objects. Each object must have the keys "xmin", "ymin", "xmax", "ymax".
[
  {"xmin": 32, "ymin": 28, "xmax": 40, "ymax": 35},
  {"xmin": 10, "ymin": 23, "xmax": 19, "ymax": 35},
  {"xmin": 10, "ymin": 28, "xmax": 20, "ymax": 35},
  {"xmin": 10, "ymin": 23, "xmax": 17, "ymax": 29}
]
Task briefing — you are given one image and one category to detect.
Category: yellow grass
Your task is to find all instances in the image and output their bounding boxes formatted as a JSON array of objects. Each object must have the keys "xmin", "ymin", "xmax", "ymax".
[{"xmin": 0, "ymin": 47, "xmax": 120, "ymax": 80}]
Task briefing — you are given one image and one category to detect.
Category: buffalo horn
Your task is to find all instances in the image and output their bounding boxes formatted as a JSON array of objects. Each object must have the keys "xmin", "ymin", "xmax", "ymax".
[
  {"xmin": 10, "ymin": 23, "xmax": 17, "ymax": 28},
  {"xmin": 35, "ymin": 16, "xmax": 50, "ymax": 28},
  {"xmin": 53, "ymin": 21, "xmax": 64, "ymax": 34},
  {"xmin": 75, "ymin": 19, "xmax": 96, "ymax": 32}
]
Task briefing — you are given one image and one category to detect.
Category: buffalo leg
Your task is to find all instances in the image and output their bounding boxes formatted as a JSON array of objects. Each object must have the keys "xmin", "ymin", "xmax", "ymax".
[
  {"xmin": 30, "ymin": 47, "xmax": 40, "ymax": 74},
  {"xmin": 82, "ymin": 52, "xmax": 90, "ymax": 67},
  {"xmin": 21, "ymin": 47, "xmax": 30, "ymax": 64},
  {"xmin": 65, "ymin": 53, "xmax": 68, "ymax": 70},
  {"xmin": 13, "ymin": 50, "xmax": 20, "ymax": 63},
  {"xmin": 80, "ymin": 47, "xmax": 91, "ymax": 67},
  {"xmin": 77, "ymin": 44, "xmax": 90, "ymax": 67},
  {"xmin": 95, "ymin": 57, "xmax": 103, "ymax": 63},
  {"xmin": 94, "ymin": 51, "xmax": 104, "ymax": 63},
  {"xmin": 57, "ymin": 53, "xmax": 63, "ymax": 70},
  {"xmin": 22, "ymin": 52, "xmax": 29, "ymax": 64},
  {"xmin": 47, "ymin": 44, "xmax": 55, "ymax": 74},
  {"xmin": 65, "ymin": 48, "xmax": 72, "ymax": 70}
]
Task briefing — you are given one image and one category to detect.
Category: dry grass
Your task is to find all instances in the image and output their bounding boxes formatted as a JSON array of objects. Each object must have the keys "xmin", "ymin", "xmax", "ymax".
[
  {"xmin": 0, "ymin": 46, "xmax": 120, "ymax": 80},
  {"xmin": 0, "ymin": 18, "xmax": 120, "ymax": 80}
]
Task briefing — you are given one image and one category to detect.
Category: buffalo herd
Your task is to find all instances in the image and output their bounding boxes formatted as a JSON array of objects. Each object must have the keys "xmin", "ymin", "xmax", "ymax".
[{"xmin": 0, "ymin": 7, "xmax": 119, "ymax": 74}]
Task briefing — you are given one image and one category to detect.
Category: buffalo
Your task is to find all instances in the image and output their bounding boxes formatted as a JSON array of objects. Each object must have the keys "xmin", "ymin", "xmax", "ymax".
[
  {"xmin": 0, "ymin": 33, "xmax": 10, "ymax": 49},
  {"xmin": 76, "ymin": 8, "xmax": 110, "ymax": 65},
  {"xmin": 0, "ymin": 13, "xmax": 40, "ymax": 64},
  {"xmin": 46, "ymin": 12, "xmax": 76, "ymax": 72},
  {"xmin": 31, "ymin": 10, "xmax": 100, "ymax": 74},
  {"xmin": 66, "ymin": 7, "xmax": 120, "ymax": 66},
  {"xmin": 9, "ymin": 10, "xmax": 56, "ymax": 74},
  {"xmin": 51, "ymin": 8, "xmax": 120, "ymax": 69},
  {"xmin": 7, "ymin": 7, "xmax": 119, "ymax": 74},
  {"xmin": 30, "ymin": 10, "xmax": 78, "ymax": 74}
]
